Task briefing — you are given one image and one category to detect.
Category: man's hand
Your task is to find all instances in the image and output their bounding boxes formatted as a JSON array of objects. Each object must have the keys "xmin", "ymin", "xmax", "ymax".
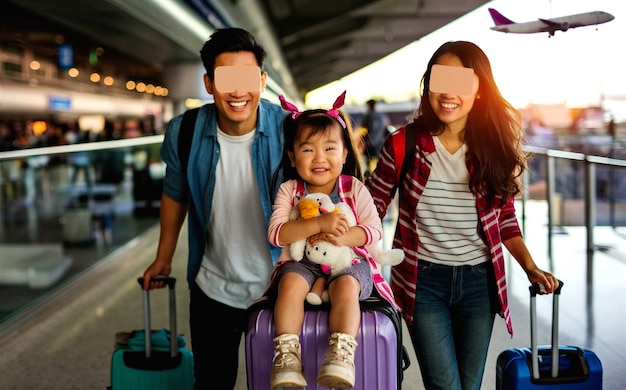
[{"xmin": 142, "ymin": 261, "xmax": 172, "ymax": 290}]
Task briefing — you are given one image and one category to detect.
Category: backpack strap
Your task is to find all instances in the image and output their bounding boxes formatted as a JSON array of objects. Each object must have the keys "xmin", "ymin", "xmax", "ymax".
[
  {"xmin": 393, "ymin": 124, "xmax": 416, "ymax": 185},
  {"xmin": 178, "ymin": 108, "xmax": 200, "ymax": 175}
]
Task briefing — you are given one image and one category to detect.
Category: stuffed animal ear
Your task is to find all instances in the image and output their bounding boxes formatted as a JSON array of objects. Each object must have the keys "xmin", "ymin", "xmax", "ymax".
[
  {"xmin": 368, "ymin": 245, "xmax": 404, "ymax": 266},
  {"xmin": 290, "ymin": 240, "xmax": 306, "ymax": 261}
]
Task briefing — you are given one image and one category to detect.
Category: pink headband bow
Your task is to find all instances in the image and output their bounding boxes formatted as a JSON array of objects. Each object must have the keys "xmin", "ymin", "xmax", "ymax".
[{"xmin": 279, "ymin": 90, "xmax": 347, "ymax": 128}]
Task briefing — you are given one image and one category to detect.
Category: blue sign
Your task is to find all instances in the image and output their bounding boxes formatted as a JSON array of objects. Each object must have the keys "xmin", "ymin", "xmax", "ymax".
[
  {"xmin": 185, "ymin": 0, "xmax": 229, "ymax": 29},
  {"xmin": 49, "ymin": 96, "xmax": 71, "ymax": 110},
  {"xmin": 58, "ymin": 44, "xmax": 74, "ymax": 69}
]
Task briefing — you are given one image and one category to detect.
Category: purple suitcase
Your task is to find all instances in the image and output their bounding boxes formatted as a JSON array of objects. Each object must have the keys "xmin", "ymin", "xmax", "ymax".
[
  {"xmin": 244, "ymin": 296, "xmax": 409, "ymax": 390},
  {"xmin": 496, "ymin": 281, "xmax": 602, "ymax": 389}
]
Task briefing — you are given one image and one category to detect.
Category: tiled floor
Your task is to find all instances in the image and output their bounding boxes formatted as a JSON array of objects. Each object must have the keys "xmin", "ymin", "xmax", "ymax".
[{"xmin": 0, "ymin": 187, "xmax": 624, "ymax": 388}]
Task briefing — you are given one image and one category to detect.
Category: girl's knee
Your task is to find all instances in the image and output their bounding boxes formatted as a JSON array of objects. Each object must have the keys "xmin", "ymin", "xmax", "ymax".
[
  {"xmin": 332, "ymin": 273, "xmax": 359, "ymax": 288},
  {"xmin": 279, "ymin": 272, "xmax": 309, "ymax": 294},
  {"xmin": 329, "ymin": 275, "xmax": 360, "ymax": 299}
]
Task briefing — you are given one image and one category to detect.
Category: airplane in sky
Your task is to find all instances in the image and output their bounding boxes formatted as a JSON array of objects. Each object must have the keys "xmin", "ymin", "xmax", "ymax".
[{"xmin": 488, "ymin": 8, "xmax": 615, "ymax": 37}]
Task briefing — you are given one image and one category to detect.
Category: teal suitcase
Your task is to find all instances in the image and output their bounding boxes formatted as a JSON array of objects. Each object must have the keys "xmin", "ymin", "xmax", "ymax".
[{"xmin": 110, "ymin": 276, "xmax": 194, "ymax": 389}]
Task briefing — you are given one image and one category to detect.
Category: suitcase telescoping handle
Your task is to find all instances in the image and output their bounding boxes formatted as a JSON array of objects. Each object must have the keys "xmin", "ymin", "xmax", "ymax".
[
  {"xmin": 137, "ymin": 276, "xmax": 178, "ymax": 358},
  {"xmin": 529, "ymin": 279, "xmax": 564, "ymax": 380}
]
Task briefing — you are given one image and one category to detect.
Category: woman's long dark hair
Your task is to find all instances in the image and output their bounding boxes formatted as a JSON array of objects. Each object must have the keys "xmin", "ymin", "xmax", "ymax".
[
  {"xmin": 414, "ymin": 41, "xmax": 526, "ymax": 206},
  {"xmin": 272, "ymin": 108, "xmax": 363, "ymax": 194}
]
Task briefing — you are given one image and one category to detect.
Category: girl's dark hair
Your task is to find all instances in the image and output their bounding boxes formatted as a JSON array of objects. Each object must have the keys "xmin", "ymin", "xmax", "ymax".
[
  {"xmin": 414, "ymin": 40, "xmax": 525, "ymax": 206},
  {"xmin": 273, "ymin": 109, "xmax": 363, "ymax": 190},
  {"xmin": 200, "ymin": 28, "xmax": 266, "ymax": 80}
]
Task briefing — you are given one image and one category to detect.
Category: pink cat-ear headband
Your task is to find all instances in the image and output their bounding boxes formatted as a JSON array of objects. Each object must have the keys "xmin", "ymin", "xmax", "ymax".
[{"xmin": 279, "ymin": 90, "xmax": 347, "ymax": 128}]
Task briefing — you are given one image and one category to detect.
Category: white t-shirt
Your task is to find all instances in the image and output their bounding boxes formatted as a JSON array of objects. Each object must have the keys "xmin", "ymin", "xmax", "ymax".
[
  {"xmin": 415, "ymin": 136, "xmax": 489, "ymax": 266},
  {"xmin": 195, "ymin": 127, "xmax": 273, "ymax": 309}
]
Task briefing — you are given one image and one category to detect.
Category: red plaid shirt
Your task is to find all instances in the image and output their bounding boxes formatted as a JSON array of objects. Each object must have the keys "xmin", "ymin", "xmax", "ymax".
[{"xmin": 366, "ymin": 126, "xmax": 522, "ymax": 336}]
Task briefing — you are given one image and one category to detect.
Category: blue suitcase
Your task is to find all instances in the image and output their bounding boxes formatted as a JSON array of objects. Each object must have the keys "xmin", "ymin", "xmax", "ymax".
[
  {"xmin": 496, "ymin": 281, "xmax": 602, "ymax": 389},
  {"xmin": 110, "ymin": 276, "xmax": 194, "ymax": 389}
]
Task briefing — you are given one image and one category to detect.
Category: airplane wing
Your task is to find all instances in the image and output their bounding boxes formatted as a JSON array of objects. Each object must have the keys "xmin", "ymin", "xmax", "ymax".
[
  {"xmin": 539, "ymin": 16, "xmax": 603, "ymax": 31},
  {"xmin": 537, "ymin": 17, "xmax": 569, "ymax": 33},
  {"xmin": 538, "ymin": 18, "xmax": 562, "ymax": 27}
]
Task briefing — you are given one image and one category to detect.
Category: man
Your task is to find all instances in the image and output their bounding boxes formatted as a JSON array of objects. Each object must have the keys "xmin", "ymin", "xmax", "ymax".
[
  {"xmin": 360, "ymin": 98, "xmax": 390, "ymax": 175},
  {"xmin": 142, "ymin": 28, "xmax": 285, "ymax": 389}
]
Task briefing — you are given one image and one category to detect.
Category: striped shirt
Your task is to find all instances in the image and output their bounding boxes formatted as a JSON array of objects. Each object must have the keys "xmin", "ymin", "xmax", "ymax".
[{"xmin": 417, "ymin": 137, "xmax": 489, "ymax": 266}]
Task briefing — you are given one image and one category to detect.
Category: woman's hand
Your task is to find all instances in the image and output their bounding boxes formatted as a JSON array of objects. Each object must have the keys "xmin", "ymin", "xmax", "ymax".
[{"xmin": 525, "ymin": 267, "xmax": 559, "ymax": 294}]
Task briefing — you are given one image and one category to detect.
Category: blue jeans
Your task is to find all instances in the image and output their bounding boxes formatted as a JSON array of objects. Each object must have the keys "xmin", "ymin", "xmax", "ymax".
[{"xmin": 408, "ymin": 260, "xmax": 495, "ymax": 390}]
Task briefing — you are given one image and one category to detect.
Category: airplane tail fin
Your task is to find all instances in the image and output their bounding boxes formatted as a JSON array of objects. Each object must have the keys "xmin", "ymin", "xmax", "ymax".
[{"xmin": 488, "ymin": 8, "xmax": 515, "ymax": 26}]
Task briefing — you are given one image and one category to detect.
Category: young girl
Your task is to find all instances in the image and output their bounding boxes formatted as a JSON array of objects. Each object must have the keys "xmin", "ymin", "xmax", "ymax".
[
  {"xmin": 265, "ymin": 91, "xmax": 397, "ymax": 389},
  {"xmin": 366, "ymin": 41, "xmax": 559, "ymax": 390}
]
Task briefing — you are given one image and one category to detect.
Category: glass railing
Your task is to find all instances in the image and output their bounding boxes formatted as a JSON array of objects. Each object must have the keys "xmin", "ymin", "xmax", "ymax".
[
  {"xmin": 0, "ymin": 133, "xmax": 624, "ymax": 324},
  {"xmin": 0, "ymin": 135, "xmax": 164, "ymax": 322},
  {"xmin": 520, "ymin": 134, "xmax": 626, "ymax": 287}
]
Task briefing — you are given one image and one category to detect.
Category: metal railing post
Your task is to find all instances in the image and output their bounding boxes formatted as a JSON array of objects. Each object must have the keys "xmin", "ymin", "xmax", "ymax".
[
  {"xmin": 584, "ymin": 158, "xmax": 596, "ymax": 287},
  {"xmin": 608, "ymin": 165, "xmax": 616, "ymax": 229},
  {"xmin": 546, "ymin": 154, "xmax": 555, "ymax": 261}
]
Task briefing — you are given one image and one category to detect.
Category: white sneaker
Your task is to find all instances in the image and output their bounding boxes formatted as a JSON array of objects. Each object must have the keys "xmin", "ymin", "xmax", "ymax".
[
  {"xmin": 316, "ymin": 332, "xmax": 358, "ymax": 388},
  {"xmin": 270, "ymin": 334, "xmax": 307, "ymax": 389}
]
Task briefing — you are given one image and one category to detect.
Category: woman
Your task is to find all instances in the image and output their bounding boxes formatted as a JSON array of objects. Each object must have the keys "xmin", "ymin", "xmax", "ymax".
[{"xmin": 366, "ymin": 41, "xmax": 559, "ymax": 390}]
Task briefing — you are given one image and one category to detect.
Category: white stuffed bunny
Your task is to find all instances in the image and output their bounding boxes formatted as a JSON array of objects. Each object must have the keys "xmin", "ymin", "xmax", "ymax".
[{"xmin": 290, "ymin": 193, "xmax": 405, "ymax": 304}]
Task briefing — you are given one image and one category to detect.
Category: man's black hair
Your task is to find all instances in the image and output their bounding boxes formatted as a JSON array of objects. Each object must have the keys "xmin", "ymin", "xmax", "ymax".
[{"xmin": 200, "ymin": 28, "xmax": 266, "ymax": 80}]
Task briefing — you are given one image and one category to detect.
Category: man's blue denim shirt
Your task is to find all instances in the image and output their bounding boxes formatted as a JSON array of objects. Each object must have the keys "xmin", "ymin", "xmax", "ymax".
[{"xmin": 161, "ymin": 99, "xmax": 286, "ymax": 287}]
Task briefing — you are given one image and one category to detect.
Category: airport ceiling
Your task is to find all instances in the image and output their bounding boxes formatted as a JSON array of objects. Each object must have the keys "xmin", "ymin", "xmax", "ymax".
[{"xmin": 2, "ymin": 0, "xmax": 490, "ymax": 99}]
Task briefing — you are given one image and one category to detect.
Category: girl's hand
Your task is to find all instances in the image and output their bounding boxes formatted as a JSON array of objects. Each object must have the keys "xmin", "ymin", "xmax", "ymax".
[
  {"xmin": 308, "ymin": 233, "xmax": 343, "ymax": 246},
  {"xmin": 315, "ymin": 213, "xmax": 351, "ymax": 236}
]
